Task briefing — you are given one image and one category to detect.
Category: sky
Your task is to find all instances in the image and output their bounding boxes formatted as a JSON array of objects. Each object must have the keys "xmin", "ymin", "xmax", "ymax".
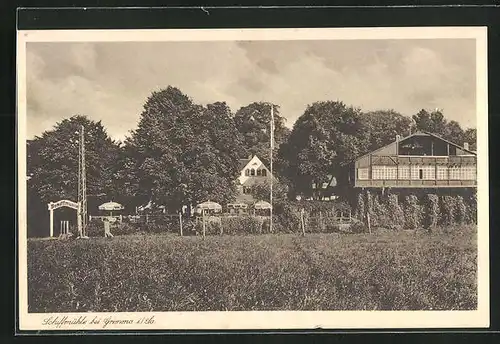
[{"xmin": 26, "ymin": 39, "xmax": 477, "ymax": 141}]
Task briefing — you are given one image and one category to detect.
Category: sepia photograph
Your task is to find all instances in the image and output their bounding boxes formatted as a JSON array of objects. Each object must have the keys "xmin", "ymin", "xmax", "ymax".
[{"xmin": 17, "ymin": 27, "xmax": 489, "ymax": 330}]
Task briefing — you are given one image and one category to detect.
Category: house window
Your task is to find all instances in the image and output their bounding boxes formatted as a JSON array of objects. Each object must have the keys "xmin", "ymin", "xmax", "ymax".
[
  {"xmin": 386, "ymin": 166, "xmax": 397, "ymax": 179},
  {"xmin": 261, "ymin": 169, "xmax": 267, "ymax": 177},
  {"xmin": 437, "ymin": 166, "xmax": 448, "ymax": 180},
  {"xmin": 371, "ymin": 166, "xmax": 397, "ymax": 180},
  {"xmin": 461, "ymin": 166, "xmax": 476, "ymax": 180},
  {"xmin": 449, "ymin": 166, "xmax": 461, "ymax": 180},
  {"xmin": 243, "ymin": 186, "xmax": 252, "ymax": 194},
  {"xmin": 421, "ymin": 165, "xmax": 435, "ymax": 180},
  {"xmin": 257, "ymin": 169, "xmax": 262, "ymax": 176},
  {"xmin": 398, "ymin": 166, "xmax": 410, "ymax": 179},
  {"xmin": 410, "ymin": 165, "xmax": 420, "ymax": 180},
  {"xmin": 357, "ymin": 168, "xmax": 369, "ymax": 180},
  {"xmin": 372, "ymin": 166, "xmax": 385, "ymax": 180},
  {"xmin": 245, "ymin": 169, "xmax": 250, "ymax": 176},
  {"xmin": 250, "ymin": 169, "xmax": 255, "ymax": 176}
]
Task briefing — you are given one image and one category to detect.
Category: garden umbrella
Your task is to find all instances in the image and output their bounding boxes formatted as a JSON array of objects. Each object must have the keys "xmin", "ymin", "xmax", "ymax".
[
  {"xmin": 98, "ymin": 201, "xmax": 124, "ymax": 217},
  {"xmin": 254, "ymin": 200, "xmax": 272, "ymax": 210},
  {"xmin": 196, "ymin": 200, "xmax": 222, "ymax": 214}
]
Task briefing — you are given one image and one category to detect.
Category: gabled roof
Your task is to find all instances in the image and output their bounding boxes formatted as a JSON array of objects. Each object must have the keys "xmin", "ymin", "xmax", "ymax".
[
  {"xmin": 355, "ymin": 130, "xmax": 476, "ymax": 162},
  {"xmin": 239, "ymin": 155, "xmax": 270, "ymax": 172},
  {"xmin": 423, "ymin": 131, "xmax": 476, "ymax": 155}
]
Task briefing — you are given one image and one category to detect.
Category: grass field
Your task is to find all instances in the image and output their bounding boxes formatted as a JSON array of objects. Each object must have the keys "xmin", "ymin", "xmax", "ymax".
[{"xmin": 27, "ymin": 227, "xmax": 477, "ymax": 312}]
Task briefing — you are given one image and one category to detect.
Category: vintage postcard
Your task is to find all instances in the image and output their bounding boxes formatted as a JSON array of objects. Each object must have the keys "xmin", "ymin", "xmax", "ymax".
[{"xmin": 17, "ymin": 27, "xmax": 489, "ymax": 331}]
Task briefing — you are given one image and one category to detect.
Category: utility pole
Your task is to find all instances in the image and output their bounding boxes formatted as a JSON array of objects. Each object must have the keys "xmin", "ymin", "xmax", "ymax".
[
  {"xmin": 269, "ymin": 104, "xmax": 274, "ymax": 233},
  {"xmin": 77, "ymin": 125, "xmax": 88, "ymax": 238}
]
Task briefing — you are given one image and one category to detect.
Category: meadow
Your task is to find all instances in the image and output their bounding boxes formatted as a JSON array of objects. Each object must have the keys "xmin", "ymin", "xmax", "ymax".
[{"xmin": 27, "ymin": 226, "xmax": 477, "ymax": 312}]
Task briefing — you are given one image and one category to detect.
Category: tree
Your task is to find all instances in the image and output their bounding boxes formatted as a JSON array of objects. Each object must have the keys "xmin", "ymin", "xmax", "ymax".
[
  {"xmin": 442, "ymin": 120, "xmax": 465, "ymax": 145},
  {"xmin": 462, "ymin": 128, "xmax": 477, "ymax": 151},
  {"xmin": 279, "ymin": 101, "xmax": 367, "ymax": 198},
  {"xmin": 27, "ymin": 115, "xmax": 120, "ymax": 204},
  {"xmin": 412, "ymin": 108, "xmax": 476, "ymax": 148},
  {"xmin": 360, "ymin": 110, "xmax": 414, "ymax": 152},
  {"xmin": 234, "ymin": 102, "xmax": 290, "ymax": 160},
  {"xmin": 413, "ymin": 109, "xmax": 447, "ymax": 134},
  {"xmin": 249, "ymin": 178, "xmax": 288, "ymax": 203},
  {"xmin": 125, "ymin": 86, "xmax": 241, "ymax": 212}
]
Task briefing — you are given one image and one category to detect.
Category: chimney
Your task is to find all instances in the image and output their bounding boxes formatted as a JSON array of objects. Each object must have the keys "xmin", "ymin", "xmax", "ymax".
[
  {"xmin": 464, "ymin": 142, "xmax": 469, "ymax": 151},
  {"xmin": 248, "ymin": 154, "xmax": 253, "ymax": 160}
]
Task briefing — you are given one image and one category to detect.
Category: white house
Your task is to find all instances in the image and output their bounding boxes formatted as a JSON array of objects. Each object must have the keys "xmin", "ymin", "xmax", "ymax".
[{"xmin": 235, "ymin": 155, "xmax": 273, "ymax": 203}]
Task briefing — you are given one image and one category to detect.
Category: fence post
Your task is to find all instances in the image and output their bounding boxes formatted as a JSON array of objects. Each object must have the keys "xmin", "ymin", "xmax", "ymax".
[
  {"xmin": 179, "ymin": 212, "xmax": 183, "ymax": 236},
  {"xmin": 319, "ymin": 211, "xmax": 324, "ymax": 231},
  {"xmin": 367, "ymin": 212, "xmax": 372, "ymax": 234},
  {"xmin": 146, "ymin": 214, "xmax": 149, "ymax": 224},
  {"xmin": 202, "ymin": 209, "xmax": 206, "ymax": 239},
  {"xmin": 219, "ymin": 216, "xmax": 223, "ymax": 236},
  {"xmin": 301, "ymin": 208, "xmax": 306, "ymax": 236}
]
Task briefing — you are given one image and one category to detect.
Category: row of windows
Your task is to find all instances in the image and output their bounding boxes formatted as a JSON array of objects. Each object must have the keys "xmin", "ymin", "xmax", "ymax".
[
  {"xmin": 358, "ymin": 165, "xmax": 476, "ymax": 181},
  {"xmin": 245, "ymin": 168, "xmax": 267, "ymax": 177}
]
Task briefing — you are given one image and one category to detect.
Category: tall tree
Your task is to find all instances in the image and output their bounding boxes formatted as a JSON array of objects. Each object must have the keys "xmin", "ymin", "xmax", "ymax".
[
  {"xmin": 442, "ymin": 120, "xmax": 465, "ymax": 145},
  {"xmin": 413, "ymin": 109, "xmax": 443, "ymax": 133},
  {"xmin": 360, "ymin": 110, "xmax": 414, "ymax": 152},
  {"xmin": 234, "ymin": 102, "xmax": 290, "ymax": 160},
  {"xmin": 279, "ymin": 101, "xmax": 367, "ymax": 198},
  {"xmin": 27, "ymin": 115, "xmax": 120, "ymax": 204},
  {"xmin": 412, "ymin": 108, "xmax": 475, "ymax": 148},
  {"xmin": 125, "ymin": 86, "xmax": 241, "ymax": 212}
]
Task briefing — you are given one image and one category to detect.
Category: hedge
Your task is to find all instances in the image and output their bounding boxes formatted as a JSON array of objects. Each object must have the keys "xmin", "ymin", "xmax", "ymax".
[
  {"xmin": 424, "ymin": 194, "xmax": 440, "ymax": 230},
  {"xmin": 355, "ymin": 192, "xmax": 365, "ymax": 221},
  {"xmin": 387, "ymin": 194, "xmax": 405, "ymax": 230},
  {"xmin": 404, "ymin": 195, "xmax": 423, "ymax": 229},
  {"xmin": 456, "ymin": 196, "xmax": 467, "ymax": 225},
  {"xmin": 441, "ymin": 195, "xmax": 457, "ymax": 226}
]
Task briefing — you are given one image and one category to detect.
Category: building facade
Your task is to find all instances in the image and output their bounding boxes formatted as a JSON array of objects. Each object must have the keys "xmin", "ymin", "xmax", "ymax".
[
  {"xmin": 235, "ymin": 155, "xmax": 272, "ymax": 204},
  {"xmin": 353, "ymin": 131, "xmax": 476, "ymax": 189}
]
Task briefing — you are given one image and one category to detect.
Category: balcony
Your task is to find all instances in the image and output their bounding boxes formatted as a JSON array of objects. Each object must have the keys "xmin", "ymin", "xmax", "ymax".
[{"xmin": 354, "ymin": 155, "xmax": 477, "ymax": 188}]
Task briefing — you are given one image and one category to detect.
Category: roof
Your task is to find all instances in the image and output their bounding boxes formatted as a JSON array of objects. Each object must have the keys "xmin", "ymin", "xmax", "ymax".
[
  {"xmin": 254, "ymin": 200, "xmax": 272, "ymax": 209},
  {"xmin": 355, "ymin": 130, "xmax": 476, "ymax": 162},
  {"xmin": 239, "ymin": 155, "xmax": 271, "ymax": 172},
  {"xmin": 423, "ymin": 131, "xmax": 476, "ymax": 155}
]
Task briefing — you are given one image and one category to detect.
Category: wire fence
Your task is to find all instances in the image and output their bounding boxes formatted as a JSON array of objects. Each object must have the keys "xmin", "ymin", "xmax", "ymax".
[{"xmin": 85, "ymin": 208, "xmax": 355, "ymax": 238}]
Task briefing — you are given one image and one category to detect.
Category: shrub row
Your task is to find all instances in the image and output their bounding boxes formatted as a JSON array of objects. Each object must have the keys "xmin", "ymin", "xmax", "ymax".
[
  {"xmin": 86, "ymin": 219, "xmax": 179, "ymax": 237},
  {"xmin": 355, "ymin": 191, "xmax": 477, "ymax": 231}
]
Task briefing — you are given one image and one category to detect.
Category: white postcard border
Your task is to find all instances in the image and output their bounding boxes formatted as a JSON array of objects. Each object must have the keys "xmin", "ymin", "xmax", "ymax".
[{"xmin": 17, "ymin": 26, "xmax": 490, "ymax": 331}]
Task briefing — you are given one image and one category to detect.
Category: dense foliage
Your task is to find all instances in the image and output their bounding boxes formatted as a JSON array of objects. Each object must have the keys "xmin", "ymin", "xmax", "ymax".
[
  {"xmin": 413, "ymin": 109, "xmax": 476, "ymax": 150},
  {"xmin": 352, "ymin": 191, "xmax": 476, "ymax": 232},
  {"xmin": 278, "ymin": 101, "xmax": 367, "ymax": 198},
  {"xmin": 124, "ymin": 87, "xmax": 242, "ymax": 212},
  {"xmin": 27, "ymin": 115, "xmax": 120, "ymax": 204},
  {"xmin": 233, "ymin": 102, "xmax": 290, "ymax": 161},
  {"xmin": 25, "ymin": 86, "xmax": 478, "ymax": 237}
]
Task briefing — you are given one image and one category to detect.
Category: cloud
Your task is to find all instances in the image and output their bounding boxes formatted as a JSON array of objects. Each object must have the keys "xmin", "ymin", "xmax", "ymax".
[{"xmin": 26, "ymin": 39, "xmax": 477, "ymax": 141}]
